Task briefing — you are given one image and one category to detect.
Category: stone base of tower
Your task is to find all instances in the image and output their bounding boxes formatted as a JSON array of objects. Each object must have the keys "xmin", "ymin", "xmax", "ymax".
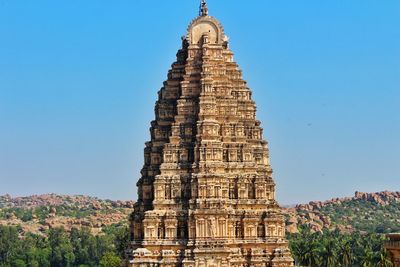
[{"xmin": 127, "ymin": 241, "xmax": 294, "ymax": 267}]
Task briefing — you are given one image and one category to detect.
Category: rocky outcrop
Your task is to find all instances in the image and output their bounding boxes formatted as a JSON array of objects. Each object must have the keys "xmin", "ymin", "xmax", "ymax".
[
  {"xmin": 0, "ymin": 193, "xmax": 134, "ymax": 209},
  {"xmin": 295, "ymin": 191, "xmax": 400, "ymax": 211},
  {"xmin": 0, "ymin": 194, "xmax": 134, "ymax": 236},
  {"xmin": 283, "ymin": 191, "xmax": 400, "ymax": 234},
  {"xmin": 1, "ymin": 191, "xmax": 398, "ymax": 237}
]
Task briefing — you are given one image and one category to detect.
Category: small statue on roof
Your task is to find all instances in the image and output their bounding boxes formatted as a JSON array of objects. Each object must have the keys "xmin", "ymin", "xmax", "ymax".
[{"xmin": 199, "ymin": 0, "xmax": 208, "ymax": 16}]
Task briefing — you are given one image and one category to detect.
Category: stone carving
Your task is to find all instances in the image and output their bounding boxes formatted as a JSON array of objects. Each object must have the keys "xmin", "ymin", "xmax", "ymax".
[
  {"xmin": 127, "ymin": 6, "xmax": 294, "ymax": 267},
  {"xmin": 385, "ymin": 234, "xmax": 400, "ymax": 267},
  {"xmin": 208, "ymin": 217, "xmax": 216, "ymax": 238}
]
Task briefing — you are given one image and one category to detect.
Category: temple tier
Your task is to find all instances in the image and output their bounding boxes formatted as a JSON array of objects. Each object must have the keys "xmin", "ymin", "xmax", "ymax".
[{"xmin": 127, "ymin": 8, "xmax": 294, "ymax": 267}]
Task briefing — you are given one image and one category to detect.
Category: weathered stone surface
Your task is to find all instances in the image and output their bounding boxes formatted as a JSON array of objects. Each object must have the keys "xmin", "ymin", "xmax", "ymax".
[
  {"xmin": 127, "ymin": 3, "xmax": 293, "ymax": 267},
  {"xmin": 295, "ymin": 191, "xmax": 400, "ymax": 211},
  {"xmin": 385, "ymin": 233, "xmax": 400, "ymax": 267}
]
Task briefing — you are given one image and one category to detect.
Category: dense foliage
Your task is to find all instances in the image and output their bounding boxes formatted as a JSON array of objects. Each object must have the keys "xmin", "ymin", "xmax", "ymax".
[
  {"xmin": 288, "ymin": 227, "xmax": 392, "ymax": 267},
  {"xmin": 0, "ymin": 225, "xmax": 129, "ymax": 267},
  {"xmin": 0, "ymin": 224, "xmax": 394, "ymax": 267}
]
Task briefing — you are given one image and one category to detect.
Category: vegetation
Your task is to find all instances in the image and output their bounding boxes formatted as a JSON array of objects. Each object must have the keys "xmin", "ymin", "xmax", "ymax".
[
  {"xmin": 288, "ymin": 227, "xmax": 393, "ymax": 267},
  {"xmin": 316, "ymin": 200, "xmax": 400, "ymax": 233},
  {"xmin": 0, "ymin": 224, "xmax": 394, "ymax": 267},
  {"xmin": 0, "ymin": 225, "xmax": 129, "ymax": 267}
]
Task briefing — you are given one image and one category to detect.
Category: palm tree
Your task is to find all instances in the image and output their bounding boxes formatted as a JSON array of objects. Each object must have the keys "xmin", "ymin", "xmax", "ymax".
[
  {"xmin": 360, "ymin": 248, "xmax": 375, "ymax": 267},
  {"xmin": 376, "ymin": 248, "xmax": 393, "ymax": 267},
  {"xmin": 339, "ymin": 240, "xmax": 353, "ymax": 267},
  {"xmin": 322, "ymin": 239, "xmax": 338, "ymax": 267},
  {"xmin": 290, "ymin": 238, "xmax": 309, "ymax": 266},
  {"xmin": 303, "ymin": 237, "xmax": 322, "ymax": 267}
]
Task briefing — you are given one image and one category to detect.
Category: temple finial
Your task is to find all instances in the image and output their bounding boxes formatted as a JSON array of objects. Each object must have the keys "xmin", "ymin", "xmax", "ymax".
[{"xmin": 199, "ymin": 0, "xmax": 208, "ymax": 16}]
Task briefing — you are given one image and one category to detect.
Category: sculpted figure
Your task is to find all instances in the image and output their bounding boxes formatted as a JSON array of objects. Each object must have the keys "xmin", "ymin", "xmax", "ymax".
[
  {"xmin": 208, "ymin": 217, "xmax": 216, "ymax": 237},
  {"xmin": 200, "ymin": 0, "xmax": 208, "ymax": 16}
]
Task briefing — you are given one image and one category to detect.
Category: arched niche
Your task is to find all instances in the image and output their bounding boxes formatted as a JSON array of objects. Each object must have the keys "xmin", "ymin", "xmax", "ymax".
[
  {"xmin": 191, "ymin": 21, "xmax": 219, "ymax": 44},
  {"xmin": 187, "ymin": 16, "xmax": 225, "ymax": 45}
]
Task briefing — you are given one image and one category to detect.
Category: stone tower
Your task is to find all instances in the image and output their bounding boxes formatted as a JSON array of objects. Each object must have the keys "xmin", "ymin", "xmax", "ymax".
[{"xmin": 128, "ymin": 2, "xmax": 294, "ymax": 266}]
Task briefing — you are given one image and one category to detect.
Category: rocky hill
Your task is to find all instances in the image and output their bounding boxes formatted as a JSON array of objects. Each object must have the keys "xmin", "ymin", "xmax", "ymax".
[
  {"xmin": 283, "ymin": 190, "xmax": 400, "ymax": 234},
  {"xmin": 1, "ymin": 191, "xmax": 399, "ymax": 236},
  {"xmin": 0, "ymin": 194, "xmax": 134, "ymax": 236}
]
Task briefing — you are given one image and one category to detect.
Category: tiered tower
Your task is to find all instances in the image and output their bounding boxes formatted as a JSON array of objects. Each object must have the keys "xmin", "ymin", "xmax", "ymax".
[{"xmin": 128, "ymin": 2, "xmax": 294, "ymax": 266}]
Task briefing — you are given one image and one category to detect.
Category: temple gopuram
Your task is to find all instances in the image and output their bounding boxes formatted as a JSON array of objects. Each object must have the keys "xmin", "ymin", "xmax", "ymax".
[{"xmin": 127, "ymin": 1, "xmax": 294, "ymax": 266}]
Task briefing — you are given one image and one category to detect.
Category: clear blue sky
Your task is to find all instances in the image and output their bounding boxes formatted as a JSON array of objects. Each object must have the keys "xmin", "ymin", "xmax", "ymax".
[{"xmin": 0, "ymin": 1, "xmax": 399, "ymax": 205}]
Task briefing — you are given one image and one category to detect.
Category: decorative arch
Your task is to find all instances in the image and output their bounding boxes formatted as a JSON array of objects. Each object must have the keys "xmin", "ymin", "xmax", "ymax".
[{"xmin": 187, "ymin": 16, "xmax": 225, "ymax": 45}]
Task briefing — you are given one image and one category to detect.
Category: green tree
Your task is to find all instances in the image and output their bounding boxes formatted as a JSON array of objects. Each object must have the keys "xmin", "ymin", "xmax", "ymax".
[
  {"xmin": 103, "ymin": 224, "xmax": 130, "ymax": 259},
  {"xmin": 48, "ymin": 228, "xmax": 75, "ymax": 267},
  {"xmin": 70, "ymin": 228, "xmax": 98, "ymax": 266},
  {"xmin": 0, "ymin": 226, "xmax": 20, "ymax": 265},
  {"xmin": 11, "ymin": 259, "xmax": 25, "ymax": 267},
  {"xmin": 321, "ymin": 239, "xmax": 338, "ymax": 267},
  {"xmin": 360, "ymin": 248, "xmax": 375, "ymax": 267},
  {"xmin": 304, "ymin": 239, "xmax": 321, "ymax": 267},
  {"xmin": 287, "ymin": 229, "xmax": 393, "ymax": 267},
  {"xmin": 114, "ymin": 226, "xmax": 130, "ymax": 259},
  {"xmin": 376, "ymin": 248, "xmax": 393, "ymax": 267},
  {"xmin": 339, "ymin": 239, "xmax": 353, "ymax": 267},
  {"xmin": 99, "ymin": 252, "xmax": 121, "ymax": 267}
]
